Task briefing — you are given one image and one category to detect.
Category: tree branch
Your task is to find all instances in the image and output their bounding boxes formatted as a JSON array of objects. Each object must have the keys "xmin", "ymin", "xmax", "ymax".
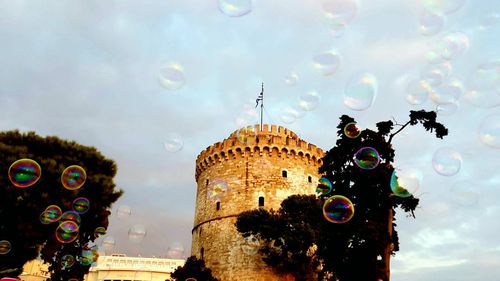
[{"xmin": 388, "ymin": 120, "xmax": 411, "ymax": 144}]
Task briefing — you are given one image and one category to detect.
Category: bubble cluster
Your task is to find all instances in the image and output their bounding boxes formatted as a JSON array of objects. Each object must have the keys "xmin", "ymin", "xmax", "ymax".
[
  {"xmin": 236, "ymin": 126, "xmax": 256, "ymax": 144},
  {"xmin": 40, "ymin": 205, "xmax": 62, "ymax": 224},
  {"xmin": 406, "ymin": 80, "xmax": 431, "ymax": 105},
  {"xmin": 218, "ymin": 0, "xmax": 252, "ymax": 17},
  {"xmin": 478, "ymin": 114, "xmax": 500, "ymax": 149},
  {"xmin": 241, "ymin": 235, "xmax": 260, "ymax": 255},
  {"xmin": 312, "ymin": 50, "xmax": 341, "ymax": 76},
  {"xmin": 316, "ymin": 177, "xmax": 333, "ymax": 195},
  {"xmin": 8, "ymin": 159, "xmax": 41, "ymax": 188},
  {"xmin": 117, "ymin": 205, "xmax": 132, "ymax": 219},
  {"xmin": 55, "ymin": 221, "xmax": 79, "ymax": 243},
  {"xmin": 343, "ymin": 72, "xmax": 378, "ymax": 111},
  {"xmin": 61, "ymin": 254, "xmax": 75, "ymax": 268},
  {"xmin": 94, "ymin": 227, "xmax": 107, "ymax": 238},
  {"xmin": 61, "ymin": 165, "xmax": 86, "ymax": 190},
  {"xmin": 298, "ymin": 91, "xmax": 320, "ymax": 111},
  {"xmin": 354, "ymin": 147, "xmax": 380, "ymax": 170},
  {"xmin": 208, "ymin": 179, "xmax": 228, "ymax": 200},
  {"xmin": 163, "ymin": 133, "xmax": 184, "ymax": 152},
  {"xmin": 0, "ymin": 240, "xmax": 12, "ymax": 255},
  {"xmin": 72, "ymin": 197, "xmax": 90, "ymax": 214},
  {"xmin": 128, "ymin": 224, "xmax": 147, "ymax": 243},
  {"xmin": 390, "ymin": 170, "xmax": 412, "ymax": 197},
  {"xmin": 432, "ymin": 147, "xmax": 462, "ymax": 176},
  {"xmin": 323, "ymin": 195, "xmax": 355, "ymax": 223},
  {"xmin": 158, "ymin": 63, "xmax": 185, "ymax": 90},
  {"xmin": 344, "ymin": 122, "xmax": 361, "ymax": 138}
]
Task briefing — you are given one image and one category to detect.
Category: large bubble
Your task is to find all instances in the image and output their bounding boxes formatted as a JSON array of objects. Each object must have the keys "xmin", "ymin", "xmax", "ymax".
[
  {"xmin": 419, "ymin": 10, "xmax": 445, "ymax": 36},
  {"xmin": 390, "ymin": 170, "xmax": 412, "ymax": 197},
  {"xmin": 8, "ymin": 159, "xmax": 42, "ymax": 188},
  {"xmin": 323, "ymin": 195, "xmax": 355, "ymax": 223},
  {"xmin": 128, "ymin": 224, "xmax": 147, "ymax": 243},
  {"xmin": 316, "ymin": 177, "xmax": 333, "ymax": 195},
  {"xmin": 478, "ymin": 113, "xmax": 500, "ymax": 149},
  {"xmin": 0, "ymin": 240, "xmax": 12, "ymax": 255},
  {"xmin": 61, "ymin": 165, "xmax": 86, "ymax": 190},
  {"xmin": 343, "ymin": 72, "xmax": 378, "ymax": 111},
  {"xmin": 392, "ymin": 166, "xmax": 423, "ymax": 196},
  {"xmin": 158, "ymin": 63, "xmax": 185, "ymax": 90},
  {"xmin": 344, "ymin": 122, "xmax": 361, "ymax": 138},
  {"xmin": 354, "ymin": 147, "xmax": 380, "ymax": 170},
  {"xmin": 298, "ymin": 91, "xmax": 321, "ymax": 111},
  {"xmin": 312, "ymin": 50, "xmax": 341, "ymax": 76},
  {"xmin": 432, "ymin": 147, "xmax": 462, "ymax": 176},
  {"xmin": 218, "ymin": 0, "xmax": 252, "ymax": 17}
]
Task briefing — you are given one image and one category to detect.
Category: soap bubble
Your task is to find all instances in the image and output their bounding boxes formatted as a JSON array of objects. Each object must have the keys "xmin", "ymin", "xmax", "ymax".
[
  {"xmin": 208, "ymin": 179, "xmax": 228, "ymax": 200},
  {"xmin": 420, "ymin": 61, "xmax": 452, "ymax": 86},
  {"xmin": 465, "ymin": 60, "xmax": 500, "ymax": 108},
  {"xmin": 328, "ymin": 17, "xmax": 347, "ymax": 37},
  {"xmin": 158, "ymin": 63, "xmax": 185, "ymax": 90},
  {"xmin": 450, "ymin": 181, "xmax": 479, "ymax": 206},
  {"xmin": 312, "ymin": 50, "xmax": 341, "ymax": 76},
  {"xmin": 406, "ymin": 80, "xmax": 432, "ymax": 105},
  {"xmin": 430, "ymin": 77, "xmax": 463, "ymax": 104},
  {"xmin": 437, "ymin": 31, "xmax": 470, "ymax": 60},
  {"xmin": 392, "ymin": 166, "xmax": 422, "ymax": 196},
  {"xmin": 218, "ymin": 0, "xmax": 252, "ymax": 17},
  {"xmin": 101, "ymin": 236, "xmax": 116, "ymax": 251},
  {"xmin": 61, "ymin": 165, "xmax": 86, "ymax": 190},
  {"xmin": 432, "ymin": 147, "xmax": 462, "ymax": 176},
  {"xmin": 60, "ymin": 211, "xmax": 81, "ymax": 226},
  {"xmin": 478, "ymin": 113, "xmax": 500, "ymax": 149},
  {"xmin": 128, "ymin": 224, "xmax": 147, "ymax": 243},
  {"xmin": 8, "ymin": 159, "xmax": 42, "ymax": 188},
  {"xmin": 323, "ymin": 195, "xmax": 355, "ymax": 223},
  {"xmin": 236, "ymin": 126, "xmax": 257, "ymax": 144},
  {"xmin": 0, "ymin": 240, "xmax": 12, "ymax": 255},
  {"xmin": 167, "ymin": 242, "xmax": 185, "ymax": 259},
  {"xmin": 436, "ymin": 101, "xmax": 459, "ymax": 116},
  {"xmin": 94, "ymin": 227, "xmax": 107, "ymax": 238},
  {"xmin": 117, "ymin": 205, "xmax": 132, "ymax": 219},
  {"xmin": 354, "ymin": 147, "xmax": 380, "ymax": 170},
  {"xmin": 420, "ymin": 0, "xmax": 466, "ymax": 15},
  {"xmin": 72, "ymin": 197, "xmax": 90, "ymax": 214},
  {"xmin": 316, "ymin": 177, "xmax": 333, "ymax": 195},
  {"xmin": 419, "ymin": 10, "xmax": 445, "ymax": 36},
  {"xmin": 241, "ymin": 234, "xmax": 260, "ymax": 255},
  {"xmin": 390, "ymin": 170, "xmax": 412, "ymax": 197},
  {"xmin": 344, "ymin": 122, "xmax": 361, "ymax": 138},
  {"xmin": 80, "ymin": 245, "xmax": 99, "ymax": 265},
  {"xmin": 40, "ymin": 205, "xmax": 62, "ymax": 224},
  {"xmin": 55, "ymin": 221, "xmax": 79, "ymax": 244},
  {"xmin": 322, "ymin": 0, "xmax": 359, "ymax": 24},
  {"xmin": 61, "ymin": 254, "xmax": 76, "ymax": 268},
  {"xmin": 185, "ymin": 278, "xmax": 197, "ymax": 281},
  {"xmin": 163, "ymin": 133, "xmax": 184, "ymax": 152},
  {"xmin": 285, "ymin": 73, "xmax": 299, "ymax": 86},
  {"xmin": 280, "ymin": 112, "xmax": 296, "ymax": 124},
  {"xmin": 298, "ymin": 91, "xmax": 321, "ymax": 111},
  {"xmin": 343, "ymin": 72, "xmax": 378, "ymax": 111}
]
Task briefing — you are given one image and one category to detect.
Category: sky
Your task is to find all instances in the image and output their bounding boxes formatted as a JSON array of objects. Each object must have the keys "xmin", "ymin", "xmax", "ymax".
[{"xmin": 0, "ymin": 0, "xmax": 499, "ymax": 280}]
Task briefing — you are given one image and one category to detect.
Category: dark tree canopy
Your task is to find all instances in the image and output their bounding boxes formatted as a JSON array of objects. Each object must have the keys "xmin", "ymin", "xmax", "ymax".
[
  {"xmin": 170, "ymin": 256, "xmax": 219, "ymax": 281},
  {"xmin": 236, "ymin": 110, "xmax": 448, "ymax": 281},
  {"xmin": 0, "ymin": 130, "xmax": 123, "ymax": 280}
]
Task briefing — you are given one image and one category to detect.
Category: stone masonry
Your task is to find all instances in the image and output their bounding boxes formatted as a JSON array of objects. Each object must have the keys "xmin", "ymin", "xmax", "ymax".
[{"xmin": 192, "ymin": 124, "xmax": 325, "ymax": 281}]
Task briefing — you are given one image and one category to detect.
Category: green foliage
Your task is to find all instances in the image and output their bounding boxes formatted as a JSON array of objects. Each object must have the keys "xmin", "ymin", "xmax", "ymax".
[
  {"xmin": 236, "ymin": 110, "xmax": 448, "ymax": 281},
  {"xmin": 0, "ymin": 130, "xmax": 122, "ymax": 280},
  {"xmin": 171, "ymin": 256, "xmax": 219, "ymax": 281}
]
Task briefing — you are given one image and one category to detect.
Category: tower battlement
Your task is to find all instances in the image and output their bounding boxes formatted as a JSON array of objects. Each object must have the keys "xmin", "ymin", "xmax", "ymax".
[{"xmin": 195, "ymin": 124, "xmax": 323, "ymax": 180}]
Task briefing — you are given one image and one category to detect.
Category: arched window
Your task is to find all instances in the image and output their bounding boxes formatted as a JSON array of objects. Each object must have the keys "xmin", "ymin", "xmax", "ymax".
[
  {"xmin": 308, "ymin": 176, "xmax": 312, "ymax": 183},
  {"xmin": 216, "ymin": 201, "xmax": 220, "ymax": 211},
  {"xmin": 259, "ymin": 196, "xmax": 264, "ymax": 207},
  {"xmin": 282, "ymin": 170, "xmax": 287, "ymax": 177}
]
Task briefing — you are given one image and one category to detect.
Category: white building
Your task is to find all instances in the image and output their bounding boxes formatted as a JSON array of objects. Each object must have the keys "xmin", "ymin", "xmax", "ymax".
[{"xmin": 85, "ymin": 254, "xmax": 185, "ymax": 281}]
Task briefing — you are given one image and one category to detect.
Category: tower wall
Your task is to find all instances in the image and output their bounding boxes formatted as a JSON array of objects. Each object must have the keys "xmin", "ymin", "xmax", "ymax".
[{"xmin": 192, "ymin": 124, "xmax": 324, "ymax": 281}]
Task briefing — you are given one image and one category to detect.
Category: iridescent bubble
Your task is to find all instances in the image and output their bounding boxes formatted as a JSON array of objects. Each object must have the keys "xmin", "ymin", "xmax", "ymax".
[
  {"xmin": 323, "ymin": 195, "xmax": 355, "ymax": 223},
  {"xmin": 284, "ymin": 73, "xmax": 299, "ymax": 86},
  {"xmin": 430, "ymin": 77, "xmax": 463, "ymax": 104},
  {"xmin": 392, "ymin": 166, "xmax": 422, "ymax": 196},
  {"xmin": 436, "ymin": 101, "xmax": 459, "ymax": 116},
  {"xmin": 0, "ymin": 240, "xmax": 12, "ymax": 255},
  {"xmin": 61, "ymin": 254, "xmax": 75, "ymax": 268},
  {"xmin": 406, "ymin": 80, "xmax": 431, "ymax": 105},
  {"xmin": 312, "ymin": 50, "xmax": 341, "ymax": 76},
  {"xmin": 186, "ymin": 278, "xmax": 197, "ymax": 281},
  {"xmin": 344, "ymin": 122, "xmax": 361, "ymax": 138},
  {"xmin": 167, "ymin": 242, "xmax": 185, "ymax": 259},
  {"xmin": 284, "ymin": 105, "xmax": 306, "ymax": 119},
  {"xmin": 280, "ymin": 112, "xmax": 296, "ymax": 124},
  {"xmin": 316, "ymin": 177, "xmax": 333, "ymax": 195},
  {"xmin": 117, "ymin": 205, "xmax": 132, "ymax": 218},
  {"xmin": 61, "ymin": 165, "xmax": 86, "ymax": 190},
  {"xmin": 101, "ymin": 236, "xmax": 116, "ymax": 251},
  {"xmin": 128, "ymin": 224, "xmax": 147, "ymax": 243},
  {"xmin": 55, "ymin": 222, "xmax": 79, "ymax": 244},
  {"xmin": 420, "ymin": 61, "xmax": 452, "ymax": 86},
  {"xmin": 40, "ymin": 205, "xmax": 62, "ymax": 224},
  {"xmin": 60, "ymin": 211, "xmax": 81, "ymax": 226},
  {"xmin": 80, "ymin": 246, "xmax": 99, "ymax": 265},
  {"xmin": 437, "ymin": 31, "xmax": 470, "ymax": 60},
  {"xmin": 420, "ymin": 0, "xmax": 466, "ymax": 15},
  {"xmin": 94, "ymin": 226, "xmax": 107, "ymax": 238},
  {"xmin": 8, "ymin": 159, "xmax": 42, "ymax": 188},
  {"xmin": 236, "ymin": 126, "xmax": 257, "ymax": 144},
  {"xmin": 478, "ymin": 113, "xmax": 500, "ymax": 149},
  {"xmin": 158, "ymin": 63, "xmax": 185, "ymax": 90},
  {"xmin": 354, "ymin": 147, "xmax": 380, "ymax": 170},
  {"xmin": 343, "ymin": 72, "xmax": 378, "ymax": 111},
  {"xmin": 298, "ymin": 91, "xmax": 321, "ymax": 111},
  {"xmin": 218, "ymin": 0, "xmax": 252, "ymax": 17},
  {"xmin": 208, "ymin": 179, "xmax": 228, "ymax": 200},
  {"xmin": 241, "ymin": 234, "xmax": 260, "ymax": 255},
  {"xmin": 322, "ymin": 0, "xmax": 359, "ymax": 24},
  {"xmin": 163, "ymin": 133, "xmax": 184, "ymax": 152},
  {"xmin": 72, "ymin": 197, "xmax": 90, "ymax": 214},
  {"xmin": 419, "ymin": 10, "xmax": 445, "ymax": 36},
  {"xmin": 328, "ymin": 17, "xmax": 347, "ymax": 38},
  {"xmin": 390, "ymin": 170, "xmax": 412, "ymax": 197},
  {"xmin": 432, "ymin": 147, "xmax": 462, "ymax": 176},
  {"xmin": 450, "ymin": 181, "xmax": 479, "ymax": 206}
]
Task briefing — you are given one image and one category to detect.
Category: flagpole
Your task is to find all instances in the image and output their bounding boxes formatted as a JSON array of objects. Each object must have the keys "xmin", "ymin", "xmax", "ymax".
[{"xmin": 260, "ymin": 82, "xmax": 264, "ymax": 131}]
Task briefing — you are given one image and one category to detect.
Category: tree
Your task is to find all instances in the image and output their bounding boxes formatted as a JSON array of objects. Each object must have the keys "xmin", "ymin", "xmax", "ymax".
[
  {"xmin": 170, "ymin": 256, "xmax": 219, "ymax": 281},
  {"xmin": 0, "ymin": 130, "xmax": 123, "ymax": 280},
  {"xmin": 236, "ymin": 110, "xmax": 448, "ymax": 281}
]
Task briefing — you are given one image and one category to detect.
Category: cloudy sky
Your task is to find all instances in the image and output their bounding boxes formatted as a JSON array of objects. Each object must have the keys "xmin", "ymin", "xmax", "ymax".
[{"xmin": 1, "ymin": 0, "xmax": 500, "ymax": 280}]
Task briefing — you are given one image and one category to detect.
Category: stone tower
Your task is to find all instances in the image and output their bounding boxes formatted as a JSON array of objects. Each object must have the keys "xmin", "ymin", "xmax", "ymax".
[{"xmin": 191, "ymin": 124, "xmax": 325, "ymax": 281}]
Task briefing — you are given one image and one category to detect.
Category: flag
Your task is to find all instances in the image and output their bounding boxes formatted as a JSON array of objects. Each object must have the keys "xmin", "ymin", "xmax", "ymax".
[{"xmin": 255, "ymin": 84, "xmax": 264, "ymax": 108}]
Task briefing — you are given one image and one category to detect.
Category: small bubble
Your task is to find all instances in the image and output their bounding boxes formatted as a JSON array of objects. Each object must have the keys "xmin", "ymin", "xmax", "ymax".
[
  {"xmin": 430, "ymin": 77, "xmax": 463, "ymax": 104},
  {"xmin": 61, "ymin": 165, "xmax": 86, "ymax": 190},
  {"xmin": 101, "ymin": 236, "xmax": 116, "ymax": 251},
  {"xmin": 163, "ymin": 133, "xmax": 184, "ymax": 152},
  {"xmin": 406, "ymin": 80, "xmax": 431, "ymax": 105},
  {"xmin": 0, "ymin": 240, "xmax": 12, "ymax": 255},
  {"xmin": 218, "ymin": 0, "xmax": 252, "ymax": 17},
  {"xmin": 436, "ymin": 101, "xmax": 459, "ymax": 116},
  {"xmin": 323, "ymin": 195, "xmax": 355, "ymax": 223},
  {"xmin": 392, "ymin": 166, "xmax": 423, "ymax": 196},
  {"xmin": 478, "ymin": 113, "xmax": 500, "ymax": 149},
  {"xmin": 158, "ymin": 63, "xmax": 185, "ymax": 90},
  {"xmin": 354, "ymin": 147, "xmax": 380, "ymax": 170},
  {"xmin": 298, "ymin": 91, "xmax": 321, "ymax": 111},
  {"xmin": 312, "ymin": 50, "xmax": 341, "ymax": 76},
  {"xmin": 116, "ymin": 205, "xmax": 132, "ymax": 219},
  {"xmin": 128, "ymin": 224, "xmax": 147, "ymax": 243},
  {"xmin": 419, "ymin": 10, "xmax": 446, "ymax": 36},
  {"xmin": 437, "ymin": 31, "xmax": 470, "ymax": 60},
  {"xmin": 432, "ymin": 147, "xmax": 462, "ymax": 176},
  {"xmin": 322, "ymin": 0, "xmax": 359, "ymax": 24},
  {"xmin": 241, "ymin": 235, "xmax": 260, "ymax": 255},
  {"xmin": 167, "ymin": 242, "xmax": 185, "ymax": 259},
  {"xmin": 284, "ymin": 73, "xmax": 299, "ymax": 86},
  {"xmin": 344, "ymin": 72, "xmax": 378, "ymax": 111}
]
